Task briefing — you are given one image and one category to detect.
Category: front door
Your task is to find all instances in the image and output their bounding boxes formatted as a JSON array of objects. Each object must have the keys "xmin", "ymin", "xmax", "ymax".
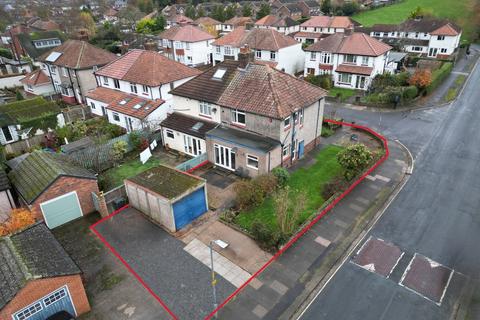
[
  {"xmin": 355, "ymin": 76, "xmax": 366, "ymax": 89},
  {"xmin": 298, "ymin": 140, "xmax": 305, "ymax": 159},
  {"xmin": 428, "ymin": 48, "xmax": 438, "ymax": 57},
  {"xmin": 214, "ymin": 144, "xmax": 235, "ymax": 170}
]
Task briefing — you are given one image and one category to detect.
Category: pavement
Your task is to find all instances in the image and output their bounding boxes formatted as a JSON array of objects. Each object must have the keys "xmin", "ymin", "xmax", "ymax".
[
  {"xmin": 215, "ymin": 128, "xmax": 409, "ymax": 319},
  {"xmin": 297, "ymin": 45, "xmax": 480, "ymax": 320},
  {"xmin": 93, "ymin": 207, "xmax": 235, "ymax": 320}
]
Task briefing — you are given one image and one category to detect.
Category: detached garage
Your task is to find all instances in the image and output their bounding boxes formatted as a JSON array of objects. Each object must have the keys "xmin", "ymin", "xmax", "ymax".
[
  {"xmin": 0, "ymin": 223, "xmax": 90, "ymax": 319},
  {"xmin": 125, "ymin": 165, "xmax": 208, "ymax": 233},
  {"xmin": 8, "ymin": 151, "xmax": 99, "ymax": 228}
]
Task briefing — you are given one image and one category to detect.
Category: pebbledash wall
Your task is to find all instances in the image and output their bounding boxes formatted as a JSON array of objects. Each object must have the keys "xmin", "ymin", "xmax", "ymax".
[
  {"xmin": 0, "ymin": 275, "xmax": 91, "ymax": 319},
  {"xmin": 26, "ymin": 176, "xmax": 99, "ymax": 220}
]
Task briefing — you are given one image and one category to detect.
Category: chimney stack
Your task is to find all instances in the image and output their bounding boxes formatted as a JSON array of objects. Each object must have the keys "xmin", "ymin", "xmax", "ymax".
[{"xmin": 238, "ymin": 45, "xmax": 254, "ymax": 69}]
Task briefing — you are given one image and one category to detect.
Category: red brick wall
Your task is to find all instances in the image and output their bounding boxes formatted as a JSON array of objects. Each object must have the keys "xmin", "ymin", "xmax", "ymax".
[
  {"xmin": 0, "ymin": 275, "xmax": 91, "ymax": 319},
  {"xmin": 30, "ymin": 176, "xmax": 99, "ymax": 220}
]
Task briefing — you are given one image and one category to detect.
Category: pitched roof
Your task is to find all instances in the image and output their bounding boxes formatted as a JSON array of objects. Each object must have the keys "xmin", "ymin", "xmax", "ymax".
[
  {"xmin": 255, "ymin": 15, "xmax": 299, "ymax": 28},
  {"xmin": 300, "ymin": 16, "xmax": 357, "ymax": 29},
  {"xmin": 8, "ymin": 151, "xmax": 96, "ymax": 204},
  {"xmin": 20, "ymin": 69, "xmax": 50, "ymax": 86},
  {"xmin": 207, "ymin": 125, "xmax": 281, "ymax": 152},
  {"xmin": 30, "ymin": 19, "xmax": 60, "ymax": 31},
  {"xmin": 0, "ymin": 170, "xmax": 10, "ymax": 191},
  {"xmin": 39, "ymin": 40, "xmax": 117, "ymax": 69},
  {"xmin": 365, "ymin": 18, "xmax": 461, "ymax": 35},
  {"xmin": 15, "ymin": 30, "xmax": 65, "ymax": 59},
  {"xmin": 195, "ymin": 16, "xmax": 221, "ymax": 25},
  {"xmin": 0, "ymin": 97, "xmax": 60, "ymax": 127},
  {"xmin": 86, "ymin": 87, "xmax": 165, "ymax": 119},
  {"xmin": 213, "ymin": 27, "xmax": 299, "ymax": 51},
  {"xmin": 224, "ymin": 16, "xmax": 254, "ymax": 27},
  {"xmin": 126, "ymin": 165, "xmax": 204, "ymax": 200},
  {"xmin": 161, "ymin": 112, "xmax": 218, "ymax": 139},
  {"xmin": 159, "ymin": 24, "xmax": 215, "ymax": 42},
  {"xmin": 172, "ymin": 60, "xmax": 327, "ymax": 119},
  {"xmin": 430, "ymin": 23, "xmax": 460, "ymax": 36},
  {"xmin": 0, "ymin": 223, "xmax": 80, "ymax": 308},
  {"xmin": 95, "ymin": 49, "xmax": 201, "ymax": 86},
  {"xmin": 171, "ymin": 59, "xmax": 240, "ymax": 104},
  {"xmin": 305, "ymin": 32, "xmax": 391, "ymax": 56}
]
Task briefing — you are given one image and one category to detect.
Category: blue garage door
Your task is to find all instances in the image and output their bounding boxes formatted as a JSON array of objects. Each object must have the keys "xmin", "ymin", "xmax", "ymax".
[
  {"xmin": 173, "ymin": 187, "xmax": 207, "ymax": 230},
  {"xmin": 13, "ymin": 287, "xmax": 76, "ymax": 320}
]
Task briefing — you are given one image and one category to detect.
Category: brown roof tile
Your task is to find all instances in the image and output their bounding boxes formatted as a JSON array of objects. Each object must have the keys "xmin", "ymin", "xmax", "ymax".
[
  {"xmin": 20, "ymin": 69, "xmax": 50, "ymax": 86},
  {"xmin": 86, "ymin": 87, "xmax": 165, "ymax": 119},
  {"xmin": 224, "ymin": 16, "xmax": 254, "ymax": 27},
  {"xmin": 95, "ymin": 49, "xmax": 201, "ymax": 86},
  {"xmin": 300, "ymin": 16, "xmax": 357, "ymax": 29},
  {"xmin": 306, "ymin": 32, "xmax": 391, "ymax": 56},
  {"xmin": 430, "ymin": 23, "xmax": 460, "ymax": 36},
  {"xmin": 39, "ymin": 40, "xmax": 117, "ymax": 69},
  {"xmin": 213, "ymin": 28, "xmax": 299, "ymax": 51},
  {"xmin": 158, "ymin": 24, "xmax": 214, "ymax": 42},
  {"xmin": 161, "ymin": 112, "xmax": 218, "ymax": 138},
  {"xmin": 194, "ymin": 17, "xmax": 221, "ymax": 26}
]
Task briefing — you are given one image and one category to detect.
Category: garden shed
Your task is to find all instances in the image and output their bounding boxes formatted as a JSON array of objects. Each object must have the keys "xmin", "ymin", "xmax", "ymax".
[{"xmin": 125, "ymin": 165, "xmax": 208, "ymax": 233}]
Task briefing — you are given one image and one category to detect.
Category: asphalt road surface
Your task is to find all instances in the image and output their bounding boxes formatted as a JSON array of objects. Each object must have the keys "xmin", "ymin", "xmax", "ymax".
[{"xmin": 299, "ymin": 59, "xmax": 480, "ymax": 319}]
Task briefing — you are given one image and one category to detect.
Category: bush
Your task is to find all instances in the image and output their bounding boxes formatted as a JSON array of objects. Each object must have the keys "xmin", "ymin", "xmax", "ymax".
[
  {"xmin": 0, "ymin": 209, "xmax": 35, "ymax": 236},
  {"xmin": 321, "ymin": 176, "xmax": 347, "ymax": 200},
  {"xmin": 253, "ymin": 174, "xmax": 278, "ymax": 197},
  {"xmin": 234, "ymin": 180, "xmax": 264, "ymax": 210},
  {"xmin": 271, "ymin": 167, "xmax": 290, "ymax": 187},
  {"xmin": 395, "ymin": 72, "xmax": 410, "ymax": 86},
  {"xmin": 251, "ymin": 220, "xmax": 274, "ymax": 248},
  {"xmin": 129, "ymin": 131, "xmax": 143, "ymax": 150},
  {"xmin": 305, "ymin": 74, "xmax": 333, "ymax": 90},
  {"xmin": 337, "ymin": 144, "xmax": 373, "ymax": 180},
  {"xmin": 403, "ymin": 85, "xmax": 419, "ymax": 101},
  {"xmin": 409, "ymin": 69, "xmax": 432, "ymax": 89},
  {"xmin": 425, "ymin": 62, "xmax": 453, "ymax": 95}
]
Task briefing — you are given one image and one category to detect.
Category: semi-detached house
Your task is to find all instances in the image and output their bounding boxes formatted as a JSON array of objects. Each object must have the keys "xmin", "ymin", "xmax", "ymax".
[
  {"xmin": 357, "ymin": 18, "xmax": 462, "ymax": 59},
  {"xmin": 296, "ymin": 16, "xmax": 359, "ymax": 44},
  {"xmin": 212, "ymin": 27, "xmax": 304, "ymax": 75},
  {"xmin": 304, "ymin": 32, "xmax": 392, "ymax": 90},
  {"xmin": 158, "ymin": 24, "xmax": 215, "ymax": 67},
  {"xmin": 161, "ymin": 53, "xmax": 327, "ymax": 177},
  {"xmin": 85, "ymin": 49, "xmax": 201, "ymax": 132},
  {"xmin": 254, "ymin": 15, "xmax": 300, "ymax": 35},
  {"xmin": 39, "ymin": 40, "xmax": 117, "ymax": 104}
]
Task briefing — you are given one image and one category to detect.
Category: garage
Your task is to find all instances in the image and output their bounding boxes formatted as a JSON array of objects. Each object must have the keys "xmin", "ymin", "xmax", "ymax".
[
  {"xmin": 125, "ymin": 165, "xmax": 208, "ymax": 233},
  {"xmin": 13, "ymin": 287, "xmax": 76, "ymax": 320},
  {"xmin": 40, "ymin": 192, "xmax": 83, "ymax": 229}
]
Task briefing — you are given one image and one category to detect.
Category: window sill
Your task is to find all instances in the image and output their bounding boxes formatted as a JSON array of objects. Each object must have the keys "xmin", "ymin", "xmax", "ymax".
[
  {"xmin": 246, "ymin": 165, "xmax": 259, "ymax": 170},
  {"xmin": 231, "ymin": 122, "xmax": 246, "ymax": 128},
  {"xmin": 199, "ymin": 114, "xmax": 213, "ymax": 119}
]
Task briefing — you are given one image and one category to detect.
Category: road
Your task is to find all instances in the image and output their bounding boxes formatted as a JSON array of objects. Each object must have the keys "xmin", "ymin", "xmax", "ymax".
[{"xmin": 299, "ymin": 57, "xmax": 480, "ymax": 319}]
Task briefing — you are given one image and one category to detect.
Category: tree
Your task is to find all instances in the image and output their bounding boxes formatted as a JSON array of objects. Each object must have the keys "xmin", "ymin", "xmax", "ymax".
[
  {"xmin": 185, "ymin": 4, "xmax": 196, "ymax": 19},
  {"xmin": 79, "ymin": 11, "xmax": 96, "ymax": 36},
  {"xmin": 321, "ymin": 0, "xmax": 332, "ymax": 15},
  {"xmin": 242, "ymin": 3, "xmax": 252, "ymax": 17},
  {"xmin": 111, "ymin": 140, "xmax": 128, "ymax": 164},
  {"xmin": 137, "ymin": 0, "xmax": 154, "ymax": 14},
  {"xmin": 118, "ymin": 6, "xmax": 144, "ymax": 28},
  {"xmin": 210, "ymin": 5, "xmax": 225, "ymax": 22},
  {"xmin": 225, "ymin": 4, "xmax": 236, "ymax": 20},
  {"xmin": 0, "ymin": 209, "xmax": 35, "ymax": 236},
  {"xmin": 337, "ymin": 144, "xmax": 373, "ymax": 180},
  {"xmin": 197, "ymin": 6, "xmax": 206, "ymax": 18},
  {"xmin": 274, "ymin": 187, "xmax": 306, "ymax": 235},
  {"xmin": 0, "ymin": 47, "xmax": 12, "ymax": 59},
  {"xmin": 408, "ymin": 6, "xmax": 433, "ymax": 19},
  {"xmin": 256, "ymin": 3, "xmax": 271, "ymax": 20},
  {"xmin": 409, "ymin": 69, "xmax": 432, "ymax": 89},
  {"xmin": 154, "ymin": 14, "xmax": 166, "ymax": 32},
  {"xmin": 341, "ymin": 1, "xmax": 359, "ymax": 16},
  {"xmin": 16, "ymin": 90, "xmax": 24, "ymax": 101},
  {"xmin": 136, "ymin": 18, "xmax": 157, "ymax": 33}
]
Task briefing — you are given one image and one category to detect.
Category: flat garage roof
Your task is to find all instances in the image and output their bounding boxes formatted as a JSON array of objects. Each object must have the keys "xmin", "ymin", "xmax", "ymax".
[{"xmin": 126, "ymin": 165, "xmax": 204, "ymax": 200}]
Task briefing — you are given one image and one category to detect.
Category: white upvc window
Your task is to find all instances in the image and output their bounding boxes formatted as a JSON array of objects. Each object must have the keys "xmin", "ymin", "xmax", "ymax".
[
  {"xmin": 284, "ymin": 116, "xmax": 290, "ymax": 129},
  {"xmin": 256, "ymin": 50, "xmax": 261, "ymax": 58},
  {"xmin": 310, "ymin": 52, "xmax": 316, "ymax": 61},
  {"xmin": 50, "ymin": 66, "xmax": 56, "ymax": 74},
  {"xmin": 338, "ymin": 73, "xmax": 352, "ymax": 84},
  {"xmin": 437, "ymin": 35, "xmax": 445, "ymax": 40},
  {"xmin": 175, "ymin": 41, "xmax": 183, "ymax": 49},
  {"xmin": 320, "ymin": 52, "xmax": 331, "ymax": 64},
  {"xmin": 440, "ymin": 48, "xmax": 447, "ymax": 53},
  {"xmin": 361, "ymin": 56, "xmax": 369, "ymax": 66},
  {"xmin": 114, "ymin": 79, "xmax": 120, "ymax": 89},
  {"xmin": 103, "ymin": 76, "xmax": 109, "ymax": 85},
  {"xmin": 246, "ymin": 154, "xmax": 259, "ymax": 170},
  {"xmin": 62, "ymin": 67, "xmax": 67, "ymax": 76},
  {"xmin": 199, "ymin": 101, "xmax": 212, "ymax": 116},
  {"xmin": 185, "ymin": 42, "xmax": 190, "ymax": 49},
  {"xmin": 344, "ymin": 54, "xmax": 357, "ymax": 63},
  {"xmin": 142, "ymin": 85, "xmax": 148, "ymax": 94},
  {"xmin": 282, "ymin": 144, "xmax": 290, "ymax": 158},
  {"xmin": 231, "ymin": 109, "xmax": 246, "ymax": 125},
  {"xmin": 90, "ymin": 102, "xmax": 96, "ymax": 109},
  {"xmin": 216, "ymin": 46, "xmax": 221, "ymax": 54},
  {"xmin": 270, "ymin": 51, "xmax": 276, "ymax": 61},
  {"xmin": 130, "ymin": 83, "xmax": 137, "ymax": 93},
  {"xmin": 112, "ymin": 112, "xmax": 120, "ymax": 121},
  {"xmin": 166, "ymin": 129, "xmax": 174, "ymax": 138},
  {"xmin": 224, "ymin": 46, "xmax": 233, "ymax": 55},
  {"xmin": 93, "ymin": 65, "xmax": 98, "ymax": 71}
]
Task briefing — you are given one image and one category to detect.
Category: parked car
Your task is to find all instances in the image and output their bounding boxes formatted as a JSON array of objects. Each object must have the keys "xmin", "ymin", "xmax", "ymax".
[{"xmin": 46, "ymin": 311, "xmax": 75, "ymax": 320}]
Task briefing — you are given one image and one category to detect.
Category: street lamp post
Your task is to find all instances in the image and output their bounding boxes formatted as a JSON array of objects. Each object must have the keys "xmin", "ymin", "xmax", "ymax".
[{"xmin": 209, "ymin": 239, "xmax": 229, "ymax": 319}]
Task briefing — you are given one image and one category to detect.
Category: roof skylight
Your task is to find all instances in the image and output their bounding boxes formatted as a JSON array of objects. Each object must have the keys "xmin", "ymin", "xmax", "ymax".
[{"xmin": 212, "ymin": 68, "xmax": 227, "ymax": 80}]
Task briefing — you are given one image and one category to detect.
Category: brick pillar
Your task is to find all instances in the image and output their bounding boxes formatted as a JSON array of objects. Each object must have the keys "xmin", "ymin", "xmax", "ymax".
[{"xmin": 96, "ymin": 192, "xmax": 109, "ymax": 218}]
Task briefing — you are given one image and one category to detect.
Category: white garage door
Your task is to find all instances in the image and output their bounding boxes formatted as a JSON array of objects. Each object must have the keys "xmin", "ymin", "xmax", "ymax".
[{"xmin": 40, "ymin": 191, "xmax": 83, "ymax": 229}]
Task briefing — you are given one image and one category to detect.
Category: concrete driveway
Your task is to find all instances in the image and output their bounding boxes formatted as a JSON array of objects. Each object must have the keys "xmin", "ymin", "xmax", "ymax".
[{"xmin": 94, "ymin": 207, "xmax": 235, "ymax": 320}]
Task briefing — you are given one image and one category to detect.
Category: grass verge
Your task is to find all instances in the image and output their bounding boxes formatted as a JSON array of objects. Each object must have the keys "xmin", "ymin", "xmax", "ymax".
[
  {"xmin": 444, "ymin": 74, "xmax": 466, "ymax": 102},
  {"xmin": 234, "ymin": 145, "xmax": 343, "ymax": 234},
  {"xmin": 328, "ymin": 87, "xmax": 357, "ymax": 102}
]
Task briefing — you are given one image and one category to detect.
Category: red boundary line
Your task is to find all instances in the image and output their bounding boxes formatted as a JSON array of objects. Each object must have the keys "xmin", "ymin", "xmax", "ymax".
[{"xmin": 89, "ymin": 120, "xmax": 389, "ymax": 320}]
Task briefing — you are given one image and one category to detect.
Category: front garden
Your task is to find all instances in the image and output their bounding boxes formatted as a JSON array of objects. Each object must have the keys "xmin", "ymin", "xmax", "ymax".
[{"xmin": 223, "ymin": 141, "xmax": 380, "ymax": 251}]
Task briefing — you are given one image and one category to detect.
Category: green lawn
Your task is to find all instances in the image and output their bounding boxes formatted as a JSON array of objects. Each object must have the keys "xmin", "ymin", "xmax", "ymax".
[
  {"xmin": 328, "ymin": 87, "xmax": 357, "ymax": 102},
  {"xmin": 235, "ymin": 145, "xmax": 343, "ymax": 233},
  {"xmin": 353, "ymin": 0, "xmax": 476, "ymax": 42},
  {"xmin": 100, "ymin": 156, "xmax": 163, "ymax": 191}
]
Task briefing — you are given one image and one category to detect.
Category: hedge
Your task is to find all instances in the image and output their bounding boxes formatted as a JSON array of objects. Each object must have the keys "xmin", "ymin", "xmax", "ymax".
[
  {"xmin": 402, "ymin": 86, "xmax": 418, "ymax": 101},
  {"xmin": 425, "ymin": 62, "xmax": 453, "ymax": 95}
]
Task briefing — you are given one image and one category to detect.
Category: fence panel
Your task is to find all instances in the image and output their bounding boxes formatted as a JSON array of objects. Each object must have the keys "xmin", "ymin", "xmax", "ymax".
[{"xmin": 176, "ymin": 153, "xmax": 207, "ymax": 172}]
